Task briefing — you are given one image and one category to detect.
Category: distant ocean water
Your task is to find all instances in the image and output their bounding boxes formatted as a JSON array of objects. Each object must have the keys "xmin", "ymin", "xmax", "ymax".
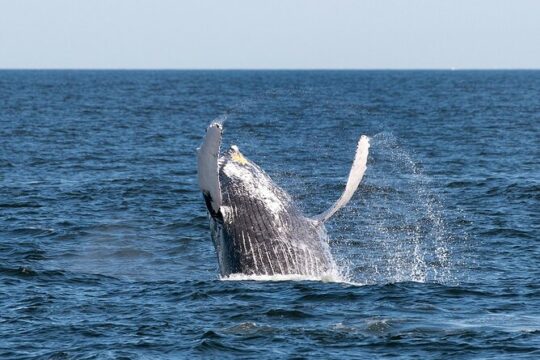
[{"xmin": 0, "ymin": 70, "xmax": 538, "ymax": 359}]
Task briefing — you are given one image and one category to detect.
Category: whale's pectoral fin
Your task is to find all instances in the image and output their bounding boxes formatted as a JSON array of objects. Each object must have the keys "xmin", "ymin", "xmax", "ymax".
[
  {"xmin": 313, "ymin": 135, "xmax": 370, "ymax": 223},
  {"xmin": 197, "ymin": 121, "xmax": 223, "ymax": 216}
]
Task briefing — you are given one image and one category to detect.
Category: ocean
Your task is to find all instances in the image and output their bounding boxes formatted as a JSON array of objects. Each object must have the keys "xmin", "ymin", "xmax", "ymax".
[{"xmin": 0, "ymin": 70, "xmax": 538, "ymax": 359}]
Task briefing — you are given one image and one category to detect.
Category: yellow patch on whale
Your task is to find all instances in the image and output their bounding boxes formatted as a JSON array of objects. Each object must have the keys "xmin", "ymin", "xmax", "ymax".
[{"xmin": 231, "ymin": 151, "xmax": 248, "ymax": 165}]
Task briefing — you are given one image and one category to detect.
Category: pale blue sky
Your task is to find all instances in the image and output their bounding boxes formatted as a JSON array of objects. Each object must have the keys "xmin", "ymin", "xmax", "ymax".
[{"xmin": 1, "ymin": 0, "xmax": 539, "ymax": 69}]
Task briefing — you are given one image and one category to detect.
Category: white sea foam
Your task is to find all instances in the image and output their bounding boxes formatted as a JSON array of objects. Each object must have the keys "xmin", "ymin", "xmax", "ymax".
[{"xmin": 220, "ymin": 268, "xmax": 363, "ymax": 285}]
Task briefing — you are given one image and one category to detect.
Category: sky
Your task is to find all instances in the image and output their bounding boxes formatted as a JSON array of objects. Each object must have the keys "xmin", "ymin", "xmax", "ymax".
[{"xmin": 1, "ymin": 0, "xmax": 539, "ymax": 69}]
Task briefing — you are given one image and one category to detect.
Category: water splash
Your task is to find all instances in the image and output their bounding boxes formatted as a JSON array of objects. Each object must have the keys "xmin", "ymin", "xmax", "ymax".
[
  {"xmin": 333, "ymin": 132, "xmax": 465, "ymax": 285},
  {"xmin": 209, "ymin": 99, "xmax": 466, "ymax": 285},
  {"xmin": 220, "ymin": 253, "xmax": 362, "ymax": 285}
]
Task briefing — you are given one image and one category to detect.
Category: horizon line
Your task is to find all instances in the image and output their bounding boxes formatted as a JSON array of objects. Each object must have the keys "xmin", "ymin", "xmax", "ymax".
[{"xmin": 1, "ymin": 67, "xmax": 540, "ymax": 71}]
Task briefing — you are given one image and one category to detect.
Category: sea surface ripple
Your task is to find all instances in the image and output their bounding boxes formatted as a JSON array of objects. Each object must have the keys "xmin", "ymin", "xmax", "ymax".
[{"xmin": 0, "ymin": 70, "xmax": 539, "ymax": 359}]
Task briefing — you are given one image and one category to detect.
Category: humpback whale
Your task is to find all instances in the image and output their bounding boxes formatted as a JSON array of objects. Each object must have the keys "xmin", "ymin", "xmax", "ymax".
[{"xmin": 197, "ymin": 121, "xmax": 369, "ymax": 277}]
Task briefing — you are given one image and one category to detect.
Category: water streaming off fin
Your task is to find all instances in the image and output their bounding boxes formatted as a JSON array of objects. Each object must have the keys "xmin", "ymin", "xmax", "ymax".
[{"xmin": 328, "ymin": 133, "xmax": 468, "ymax": 285}]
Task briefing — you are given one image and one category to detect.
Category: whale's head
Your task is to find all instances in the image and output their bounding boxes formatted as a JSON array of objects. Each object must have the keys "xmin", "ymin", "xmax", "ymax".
[{"xmin": 219, "ymin": 145, "xmax": 293, "ymax": 218}]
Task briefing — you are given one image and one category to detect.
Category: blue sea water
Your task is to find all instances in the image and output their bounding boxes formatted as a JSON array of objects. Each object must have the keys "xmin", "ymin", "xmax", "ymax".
[{"xmin": 0, "ymin": 70, "xmax": 538, "ymax": 359}]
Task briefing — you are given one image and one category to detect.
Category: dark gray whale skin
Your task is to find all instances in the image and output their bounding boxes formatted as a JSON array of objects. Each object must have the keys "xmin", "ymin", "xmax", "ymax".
[{"xmin": 208, "ymin": 148, "xmax": 333, "ymax": 277}]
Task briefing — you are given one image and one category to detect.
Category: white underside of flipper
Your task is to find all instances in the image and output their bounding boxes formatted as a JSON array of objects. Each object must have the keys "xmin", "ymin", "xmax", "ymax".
[
  {"xmin": 197, "ymin": 122, "xmax": 223, "ymax": 213},
  {"xmin": 314, "ymin": 135, "xmax": 370, "ymax": 223}
]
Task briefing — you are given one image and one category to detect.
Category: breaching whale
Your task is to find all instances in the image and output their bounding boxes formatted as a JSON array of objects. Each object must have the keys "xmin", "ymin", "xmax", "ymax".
[{"xmin": 197, "ymin": 121, "xmax": 369, "ymax": 277}]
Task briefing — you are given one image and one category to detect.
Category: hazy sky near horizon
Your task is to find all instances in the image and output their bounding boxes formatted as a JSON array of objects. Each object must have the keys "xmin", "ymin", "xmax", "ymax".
[{"xmin": 1, "ymin": 0, "xmax": 539, "ymax": 69}]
